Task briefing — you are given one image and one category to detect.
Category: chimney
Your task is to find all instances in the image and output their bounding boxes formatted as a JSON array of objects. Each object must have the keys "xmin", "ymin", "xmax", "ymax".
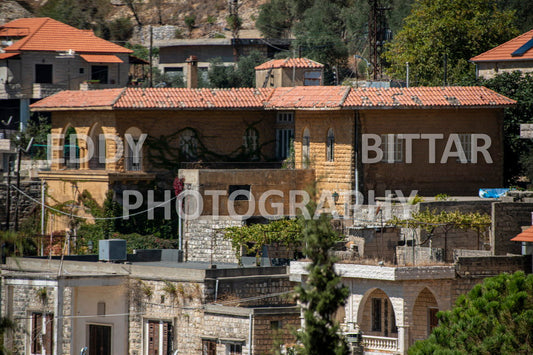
[{"xmin": 186, "ymin": 55, "xmax": 198, "ymax": 89}]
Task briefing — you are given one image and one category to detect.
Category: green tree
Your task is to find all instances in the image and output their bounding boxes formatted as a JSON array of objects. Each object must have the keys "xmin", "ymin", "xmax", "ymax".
[
  {"xmin": 207, "ymin": 51, "xmax": 266, "ymax": 88},
  {"xmin": 256, "ymin": 0, "xmax": 294, "ymax": 38},
  {"xmin": 482, "ymin": 72, "xmax": 533, "ymax": 185},
  {"xmin": 184, "ymin": 15, "xmax": 196, "ymax": 36},
  {"xmin": 383, "ymin": 0, "xmax": 519, "ymax": 86},
  {"xmin": 235, "ymin": 50, "xmax": 267, "ymax": 87},
  {"xmin": 295, "ymin": 208, "xmax": 349, "ymax": 355},
  {"xmin": 409, "ymin": 271, "xmax": 533, "ymax": 354}
]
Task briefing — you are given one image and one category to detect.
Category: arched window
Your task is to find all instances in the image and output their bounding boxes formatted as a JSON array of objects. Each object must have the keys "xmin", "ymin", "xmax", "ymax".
[
  {"xmin": 125, "ymin": 127, "xmax": 144, "ymax": 171},
  {"xmin": 89, "ymin": 124, "xmax": 105, "ymax": 170},
  {"xmin": 179, "ymin": 129, "xmax": 199, "ymax": 161},
  {"xmin": 64, "ymin": 126, "xmax": 79, "ymax": 169},
  {"xmin": 326, "ymin": 128, "xmax": 334, "ymax": 162},
  {"xmin": 243, "ymin": 127, "xmax": 259, "ymax": 159},
  {"xmin": 302, "ymin": 128, "xmax": 310, "ymax": 168}
]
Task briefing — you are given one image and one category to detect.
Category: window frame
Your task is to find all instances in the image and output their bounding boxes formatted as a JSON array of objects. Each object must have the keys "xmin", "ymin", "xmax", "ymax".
[
  {"xmin": 380, "ymin": 134, "xmax": 403, "ymax": 163},
  {"xmin": 326, "ymin": 129, "xmax": 335, "ymax": 162},
  {"xmin": 302, "ymin": 128, "xmax": 310, "ymax": 168},
  {"xmin": 371, "ymin": 298, "xmax": 382, "ymax": 332}
]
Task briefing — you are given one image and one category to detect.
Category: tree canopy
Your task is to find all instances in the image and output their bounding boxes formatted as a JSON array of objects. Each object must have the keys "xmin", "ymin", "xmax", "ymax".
[
  {"xmin": 295, "ymin": 208, "xmax": 349, "ymax": 355},
  {"xmin": 409, "ymin": 271, "xmax": 533, "ymax": 354},
  {"xmin": 481, "ymin": 72, "xmax": 533, "ymax": 185},
  {"xmin": 383, "ymin": 0, "xmax": 519, "ymax": 86}
]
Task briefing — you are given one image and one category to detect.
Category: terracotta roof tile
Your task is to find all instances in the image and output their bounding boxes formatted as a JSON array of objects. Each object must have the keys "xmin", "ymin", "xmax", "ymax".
[
  {"xmin": 0, "ymin": 52, "xmax": 20, "ymax": 60},
  {"xmin": 511, "ymin": 226, "xmax": 533, "ymax": 242},
  {"xmin": 80, "ymin": 54, "xmax": 123, "ymax": 63},
  {"xmin": 343, "ymin": 86, "xmax": 514, "ymax": 108},
  {"xmin": 255, "ymin": 58, "xmax": 324, "ymax": 70},
  {"xmin": 30, "ymin": 86, "xmax": 515, "ymax": 111},
  {"xmin": 0, "ymin": 17, "xmax": 132, "ymax": 54},
  {"xmin": 470, "ymin": 29, "xmax": 533, "ymax": 62},
  {"xmin": 265, "ymin": 86, "xmax": 350, "ymax": 109},
  {"xmin": 112, "ymin": 88, "xmax": 272, "ymax": 109},
  {"xmin": 31, "ymin": 88, "xmax": 124, "ymax": 110}
]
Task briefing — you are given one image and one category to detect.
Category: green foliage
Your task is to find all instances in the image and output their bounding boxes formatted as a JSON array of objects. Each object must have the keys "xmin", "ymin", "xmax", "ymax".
[
  {"xmin": 409, "ymin": 271, "xmax": 533, "ymax": 354},
  {"xmin": 107, "ymin": 17, "xmax": 134, "ymax": 42},
  {"xmin": 224, "ymin": 219, "xmax": 302, "ymax": 263},
  {"xmin": 390, "ymin": 209, "xmax": 491, "ymax": 232},
  {"xmin": 226, "ymin": 14, "xmax": 242, "ymax": 37},
  {"xmin": 481, "ymin": 71, "xmax": 533, "ymax": 185},
  {"xmin": 256, "ymin": 0, "xmax": 294, "ymax": 38},
  {"xmin": 383, "ymin": 0, "xmax": 519, "ymax": 86},
  {"xmin": 434, "ymin": 194, "xmax": 451, "ymax": 201},
  {"xmin": 184, "ymin": 15, "xmax": 196, "ymax": 35},
  {"xmin": 0, "ymin": 231, "xmax": 37, "ymax": 257},
  {"xmin": 408, "ymin": 194, "xmax": 424, "ymax": 205},
  {"xmin": 207, "ymin": 51, "xmax": 267, "ymax": 88},
  {"xmin": 295, "ymin": 206, "xmax": 349, "ymax": 355},
  {"xmin": 124, "ymin": 43, "xmax": 158, "ymax": 62},
  {"xmin": 15, "ymin": 114, "xmax": 51, "ymax": 160},
  {"xmin": 206, "ymin": 15, "xmax": 216, "ymax": 25}
]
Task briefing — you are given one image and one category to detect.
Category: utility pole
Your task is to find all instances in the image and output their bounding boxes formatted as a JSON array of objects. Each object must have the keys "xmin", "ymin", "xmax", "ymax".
[
  {"xmin": 368, "ymin": 0, "xmax": 391, "ymax": 80},
  {"xmin": 228, "ymin": 0, "xmax": 241, "ymax": 61},
  {"xmin": 149, "ymin": 25, "xmax": 153, "ymax": 88}
]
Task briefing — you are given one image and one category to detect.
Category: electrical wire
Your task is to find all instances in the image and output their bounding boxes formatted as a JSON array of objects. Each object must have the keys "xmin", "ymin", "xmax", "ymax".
[{"xmin": 6, "ymin": 183, "xmax": 178, "ymax": 220}]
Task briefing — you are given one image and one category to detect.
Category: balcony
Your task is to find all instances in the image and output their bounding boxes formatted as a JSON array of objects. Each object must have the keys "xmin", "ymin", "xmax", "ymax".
[
  {"xmin": 79, "ymin": 82, "xmax": 122, "ymax": 91},
  {"xmin": 363, "ymin": 335, "xmax": 399, "ymax": 353},
  {"xmin": 0, "ymin": 82, "xmax": 23, "ymax": 99},
  {"xmin": 33, "ymin": 83, "xmax": 67, "ymax": 99}
]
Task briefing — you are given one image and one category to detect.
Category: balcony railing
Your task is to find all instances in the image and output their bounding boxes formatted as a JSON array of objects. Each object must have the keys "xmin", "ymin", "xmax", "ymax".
[{"xmin": 363, "ymin": 335, "xmax": 399, "ymax": 352}]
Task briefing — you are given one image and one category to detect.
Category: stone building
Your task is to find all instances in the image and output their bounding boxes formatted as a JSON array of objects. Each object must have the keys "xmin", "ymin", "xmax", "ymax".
[
  {"xmin": 470, "ymin": 28, "xmax": 533, "ymax": 79},
  {"xmin": 30, "ymin": 86, "xmax": 513, "ymax": 232},
  {"xmin": 254, "ymin": 58, "xmax": 324, "ymax": 88},
  {"xmin": 290, "ymin": 255, "xmax": 531, "ymax": 355},
  {"xmin": 1, "ymin": 253, "xmax": 299, "ymax": 355}
]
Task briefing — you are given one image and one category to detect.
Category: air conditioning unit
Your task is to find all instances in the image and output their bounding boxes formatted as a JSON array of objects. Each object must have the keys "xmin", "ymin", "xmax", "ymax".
[{"xmin": 99, "ymin": 239, "xmax": 127, "ymax": 262}]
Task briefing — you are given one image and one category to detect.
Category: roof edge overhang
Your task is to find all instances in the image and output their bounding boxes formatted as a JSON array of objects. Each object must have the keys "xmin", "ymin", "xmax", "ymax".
[{"xmin": 31, "ymin": 105, "xmax": 114, "ymax": 112}]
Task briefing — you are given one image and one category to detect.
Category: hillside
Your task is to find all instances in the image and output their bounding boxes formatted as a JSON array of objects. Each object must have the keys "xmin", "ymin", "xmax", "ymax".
[{"xmin": 1, "ymin": 0, "xmax": 269, "ymax": 41}]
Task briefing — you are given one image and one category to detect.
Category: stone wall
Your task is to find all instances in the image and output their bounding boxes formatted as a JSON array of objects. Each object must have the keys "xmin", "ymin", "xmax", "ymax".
[
  {"xmin": 184, "ymin": 216, "xmax": 243, "ymax": 263},
  {"xmin": 0, "ymin": 179, "xmax": 41, "ymax": 230},
  {"xmin": 491, "ymin": 202, "xmax": 533, "ymax": 255}
]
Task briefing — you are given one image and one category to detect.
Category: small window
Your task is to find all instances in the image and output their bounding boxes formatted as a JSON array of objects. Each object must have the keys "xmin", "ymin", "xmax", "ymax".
[
  {"xmin": 179, "ymin": 129, "xmax": 199, "ymax": 161},
  {"xmin": 91, "ymin": 65, "xmax": 108, "ymax": 84},
  {"xmin": 302, "ymin": 128, "xmax": 310, "ymax": 168},
  {"xmin": 79, "ymin": 68, "xmax": 85, "ymax": 74},
  {"xmin": 276, "ymin": 129, "xmax": 294, "ymax": 160},
  {"xmin": 380, "ymin": 134, "xmax": 403, "ymax": 163},
  {"xmin": 270, "ymin": 320, "xmax": 282, "ymax": 330},
  {"xmin": 326, "ymin": 129, "xmax": 334, "ymax": 162},
  {"xmin": 228, "ymin": 185, "xmax": 251, "ymax": 201},
  {"xmin": 276, "ymin": 111, "xmax": 294, "ymax": 123},
  {"xmin": 243, "ymin": 127, "xmax": 259, "ymax": 157},
  {"xmin": 225, "ymin": 343, "xmax": 242, "ymax": 355},
  {"xmin": 202, "ymin": 340, "xmax": 217, "ymax": 355},
  {"xmin": 304, "ymin": 70, "xmax": 321, "ymax": 86},
  {"xmin": 371, "ymin": 298, "xmax": 382, "ymax": 332},
  {"xmin": 164, "ymin": 67, "xmax": 183, "ymax": 78},
  {"xmin": 35, "ymin": 64, "xmax": 53, "ymax": 84},
  {"xmin": 458, "ymin": 133, "xmax": 472, "ymax": 163}
]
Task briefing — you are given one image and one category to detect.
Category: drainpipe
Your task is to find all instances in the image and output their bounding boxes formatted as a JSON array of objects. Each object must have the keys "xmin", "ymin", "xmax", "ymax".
[
  {"xmin": 214, "ymin": 279, "xmax": 219, "ymax": 302},
  {"xmin": 354, "ymin": 111, "xmax": 360, "ymax": 206},
  {"xmin": 248, "ymin": 313, "xmax": 253, "ymax": 355}
]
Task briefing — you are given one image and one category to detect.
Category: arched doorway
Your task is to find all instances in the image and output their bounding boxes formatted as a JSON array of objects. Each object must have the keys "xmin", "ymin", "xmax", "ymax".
[
  {"xmin": 358, "ymin": 288, "xmax": 398, "ymax": 338},
  {"xmin": 411, "ymin": 287, "xmax": 439, "ymax": 344}
]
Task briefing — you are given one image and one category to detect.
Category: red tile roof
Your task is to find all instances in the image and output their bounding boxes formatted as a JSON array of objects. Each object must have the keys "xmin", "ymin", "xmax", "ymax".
[
  {"xmin": 80, "ymin": 54, "xmax": 123, "ymax": 63},
  {"xmin": 114, "ymin": 88, "xmax": 272, "ymax": 109},
  {"xmin": 31, "ymin": 88, "xmax": 125, "ymax": 110},
  {"xmin": 470, "ymin": 29, "xmax": 533, "ymax": 62},
  {"xmin": 30, "ymin": 86, "xmax": 516, "ymax": 111},
  {"xmin": 0, "ymin": 17, "xmax": 132, "ymax": 54},
  {"xmin": 265, "ymin": 86, "xmax": 350, "ymax": 109},
  {"xmin": 255, "ymin": 58, "xmax": 324, "ymax": 70},
  {"xmin": 511, "ymin": 226, "xmax": 533, "ymax": 242},
  {"xmin": 0, "ymin": 52, "xmax": 20, "ymax": 60},
  {"xmin": 343, "ymin": 86, "xmax": 513, "ymax": 108}
]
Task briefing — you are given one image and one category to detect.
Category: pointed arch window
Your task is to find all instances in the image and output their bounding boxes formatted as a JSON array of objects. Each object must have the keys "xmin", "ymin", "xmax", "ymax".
[
  {"xmin": 179, "ymin": 129, "xmax": 199, "ymax": 161},
  {"xmin": 326, "ymin": 128, "xmax": 334, "ymax": 162},
  {"xmin": 64, "ymin": 127, "xmax": 79, "ymax": 169}
]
